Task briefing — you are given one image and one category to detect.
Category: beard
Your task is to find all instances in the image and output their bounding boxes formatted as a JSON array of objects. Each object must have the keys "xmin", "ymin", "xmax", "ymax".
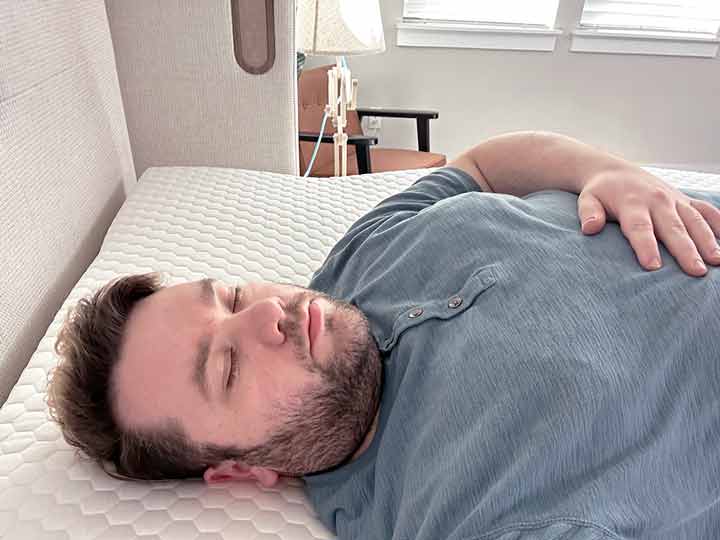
[{"xmin": 228, "ymin": 288, "xmax": 383, "ymax": 477}]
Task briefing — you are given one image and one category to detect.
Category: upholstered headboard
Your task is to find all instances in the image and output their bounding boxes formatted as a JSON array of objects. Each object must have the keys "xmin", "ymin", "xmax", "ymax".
[
  {"xmin": 0, "ymin": 0, "xmax": 136, "ymax": 404},
  {"xmin": 0, "ymin": 0, "xmax": 298, "ymax": 404},
  {"xmin": 104, "ymin": 0, "xmax": 299, "ymax": 178}
]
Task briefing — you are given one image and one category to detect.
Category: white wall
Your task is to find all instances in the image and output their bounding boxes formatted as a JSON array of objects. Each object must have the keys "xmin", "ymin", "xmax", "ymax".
[{"xmin": 305, "ymin": 0, "xmax": 720, "ymax": 173}]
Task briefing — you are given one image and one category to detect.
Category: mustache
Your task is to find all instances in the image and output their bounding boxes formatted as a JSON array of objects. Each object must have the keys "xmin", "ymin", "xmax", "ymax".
[
  {"xmin": 277, "ymin": 287, "xmax": 358, "ymax": 342},
  {"xmin": 278, "ymin": 290, "xmax": 317, "ymax": 338}
]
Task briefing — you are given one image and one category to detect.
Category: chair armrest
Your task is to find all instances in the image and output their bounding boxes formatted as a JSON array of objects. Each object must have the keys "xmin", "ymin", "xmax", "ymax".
[
  {"xmin": 298, "ymin": 132, "xmax": 376, "ymax": 174},
  {"xmin": 355, "ymin": 107, "xmax": 439, "ymax": 120},
  {"xmin": 298, "ymin": 132, "xmax": 378, "ymax": 146},
  {"xmin": 355, "ymin": 108, "xmax": 438, "ymax": 152}
]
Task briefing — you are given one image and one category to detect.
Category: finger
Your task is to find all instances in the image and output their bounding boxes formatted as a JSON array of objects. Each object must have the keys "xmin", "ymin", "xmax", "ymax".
[
  {"xmin": 577, "ymin": 192, "xmax": 607, "ymax": 235},
  {"xmin": 689, "ymin": 198, "xmax": 720, "ymax": 240},
  {"xmin": 650, "ymin": 203, "xmax": 706, "ymax": 276},
  {"xmin": 676, "ymin": 201, "xmax": 720, "ymax": 266},
  {"xmin": 618, "ymin": 206, "xmax": 663, "ymax": 271}
]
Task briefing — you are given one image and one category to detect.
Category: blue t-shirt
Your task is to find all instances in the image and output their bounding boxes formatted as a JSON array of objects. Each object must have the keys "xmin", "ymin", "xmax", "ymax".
[{"xmin": 302, "ymin": 167, "xmax": 720, "ymax": 540}]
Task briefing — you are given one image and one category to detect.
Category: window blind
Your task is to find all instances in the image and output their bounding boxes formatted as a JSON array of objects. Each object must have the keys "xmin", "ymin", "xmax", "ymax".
[
  {"xmin": 580, "ymin": 1, "xmax": 720, "ymax": 35},
  {"xmin": 402, "ymin": 0, "xmax": 561, "ymax": 28}
]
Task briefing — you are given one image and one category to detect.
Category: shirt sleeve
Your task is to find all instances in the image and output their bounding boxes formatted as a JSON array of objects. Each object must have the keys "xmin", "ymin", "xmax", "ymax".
[
  {"xmin": 333, "ymin": 166, "xmax": 482, "ymax": 239},
  {"xmin": 308, "ymin": 167, "xmax": 481, "ymax": 286},
  {"xmin": 371, "ymin": 166, "xmax": 482, "ymax": 215}
]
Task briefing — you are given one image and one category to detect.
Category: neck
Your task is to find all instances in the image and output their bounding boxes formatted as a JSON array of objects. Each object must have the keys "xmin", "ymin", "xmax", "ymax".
[{"xmin": 349, "ymin": 405, "xmax": 380, "ymax": 462}]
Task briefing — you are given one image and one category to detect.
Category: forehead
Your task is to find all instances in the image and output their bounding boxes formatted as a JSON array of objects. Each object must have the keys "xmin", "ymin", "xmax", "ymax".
[
  {"xmin": 119, "ymin": 278, "xmax": 246, "ymax": 367},
  {"xmin": 112, "ymin": 280, "xmax": 215, "ymax": 423},
  {"xmin": 112, "ymin": 278, "xmax": 307, "ymax": 424}
]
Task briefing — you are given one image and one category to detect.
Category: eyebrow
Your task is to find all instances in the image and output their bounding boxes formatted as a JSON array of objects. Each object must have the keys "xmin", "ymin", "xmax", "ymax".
[{"xmin": 192, "ymin": 278, "xmax": 218, "ymax": 402}]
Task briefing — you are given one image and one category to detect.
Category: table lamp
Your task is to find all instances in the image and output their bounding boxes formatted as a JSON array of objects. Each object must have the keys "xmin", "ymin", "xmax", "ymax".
[{"xmin": 296, "ymin": 0, "xmax": 386, "ymax": 176}]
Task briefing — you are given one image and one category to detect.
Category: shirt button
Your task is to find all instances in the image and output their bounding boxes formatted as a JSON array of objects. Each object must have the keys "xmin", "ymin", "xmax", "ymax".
[
  {"xmin": 448, "ymin": 296, "xmax": 463, "ymax": 309},
  {"xmin": 408, "ymin": 307, "xmax": 423, "ymax": 318}
]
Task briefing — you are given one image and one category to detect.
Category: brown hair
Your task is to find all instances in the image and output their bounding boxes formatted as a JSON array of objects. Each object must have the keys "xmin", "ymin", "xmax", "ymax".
[{"xmin": 47, "ymin": 273, "xmax": 245, "ymax": 480}]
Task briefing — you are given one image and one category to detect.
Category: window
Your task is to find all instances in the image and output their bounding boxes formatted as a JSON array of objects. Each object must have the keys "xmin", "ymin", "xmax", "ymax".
[
  {"xmin": 579, "ymin": 1, "xmax": 720, "ymax": 36},
  {"xmin": 397, "ymin": 0, "xmax": 720, "ymax": 56},
  {"xmin": 402, "ymin": 0, "xmax": 561, "ymax": 29},
  {"xmin": 572, "ymin": 0, "xmax": 720, "ymax": 57},
  {"xmin": 398, "ymin": 0, "xmax": 562, "ymax": 52}
]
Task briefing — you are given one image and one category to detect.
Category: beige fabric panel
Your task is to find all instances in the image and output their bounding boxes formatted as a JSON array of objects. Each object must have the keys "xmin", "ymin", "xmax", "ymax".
[
  {"xmin": 0, "ymin": 1, "xmax": 137, "ymax": 404},
  {"xmin": 105, "ymin": 0, "xmax": 299, "ymax": 177}
]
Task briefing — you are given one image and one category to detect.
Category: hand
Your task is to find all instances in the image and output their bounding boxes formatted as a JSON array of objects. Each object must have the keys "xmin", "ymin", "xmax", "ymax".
[{"xmin": 577, "ymin": 167, "xmax": 720, "ymax": 276}]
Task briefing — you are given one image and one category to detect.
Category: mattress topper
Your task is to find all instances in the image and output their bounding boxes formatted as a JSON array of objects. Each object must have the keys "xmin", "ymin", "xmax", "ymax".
[{"xmin": 1, "ymin": 165, "xmax": 719, "ymax": 539}]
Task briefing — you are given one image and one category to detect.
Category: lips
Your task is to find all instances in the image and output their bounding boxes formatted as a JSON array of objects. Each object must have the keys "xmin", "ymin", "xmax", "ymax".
[
  {"xmin": 308, "ymin": 299, "xmax": 322, "ymax": 356},
  {"xmin": 306, "ymin": 301, "xmax": 313, "ymax": 352}
]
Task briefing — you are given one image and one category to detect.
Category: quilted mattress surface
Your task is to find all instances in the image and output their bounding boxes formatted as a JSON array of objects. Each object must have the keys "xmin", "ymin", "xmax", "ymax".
[{"xmin": 1, "ymin": 165, "xmax": 720, "ymax": 540}]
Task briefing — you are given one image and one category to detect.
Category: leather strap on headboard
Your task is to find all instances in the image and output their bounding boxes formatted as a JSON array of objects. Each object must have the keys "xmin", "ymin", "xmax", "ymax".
[{"xmin": 231, "ymin": 0, "xmax": 275, "ymax": 74}]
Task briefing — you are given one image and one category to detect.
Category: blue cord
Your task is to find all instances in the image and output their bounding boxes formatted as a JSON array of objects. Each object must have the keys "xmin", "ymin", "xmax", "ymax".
[{"xmin": 304, "ymin": 107, "xmax": 330, "ymax": 177}]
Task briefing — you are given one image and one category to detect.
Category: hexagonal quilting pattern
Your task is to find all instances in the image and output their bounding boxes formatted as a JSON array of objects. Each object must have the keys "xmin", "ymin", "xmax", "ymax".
[
  {"xmin": 2, "ymin": 165, "xmax": 719, "ymax": 539},
  {"xmin": 0, "ymin": 165, "xmax": 433, "ymax": 539}
]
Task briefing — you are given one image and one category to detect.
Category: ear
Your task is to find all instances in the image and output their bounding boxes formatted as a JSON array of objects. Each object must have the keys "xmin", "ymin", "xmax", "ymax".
[{"xmin": 203, "ymin": 460, "xmax": 280, "ymax": 488}]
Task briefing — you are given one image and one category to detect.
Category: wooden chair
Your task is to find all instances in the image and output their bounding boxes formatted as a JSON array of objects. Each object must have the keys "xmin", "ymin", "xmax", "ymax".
[{"xmin": 298, "ymin": 65, "xmax": 446, "ymax": 176}]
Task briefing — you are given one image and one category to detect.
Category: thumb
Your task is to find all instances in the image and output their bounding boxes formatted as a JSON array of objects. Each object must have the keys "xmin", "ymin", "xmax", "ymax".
[{"xmin": 577, "ymin": 192, "xmax": 607, "ymax": 235}]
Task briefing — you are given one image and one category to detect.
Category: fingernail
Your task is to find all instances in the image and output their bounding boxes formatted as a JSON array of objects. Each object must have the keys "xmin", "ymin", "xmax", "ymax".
[
  {"xmin": 649, "ymin": 258, "xmax": 661, "ymax": 270},
  {"xmin": 714, "ymin": 248, "xmax": 720, "ymax": 258},
  {"xmin": 695, "ymin": 259, "xmax": 707, "ymax": 272}
]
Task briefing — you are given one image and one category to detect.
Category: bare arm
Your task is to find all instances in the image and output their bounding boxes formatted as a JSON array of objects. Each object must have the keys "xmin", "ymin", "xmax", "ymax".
[
  {"xmin": 447, "ymin": 131, "xmax": 635, "ymax": 197},
  {"xmin": 447, "ymin": 130, "xmax": 720, "ymax": 277}
]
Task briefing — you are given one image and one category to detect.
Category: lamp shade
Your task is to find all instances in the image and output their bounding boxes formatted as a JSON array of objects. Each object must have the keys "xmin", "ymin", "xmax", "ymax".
[{"xmin": 296, "ymin": 0, "xmax": 386, "ymax": 56}]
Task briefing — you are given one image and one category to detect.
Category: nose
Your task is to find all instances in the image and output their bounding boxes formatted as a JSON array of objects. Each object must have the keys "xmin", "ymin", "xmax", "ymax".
[{"xmin": 228, "ymin": 297, "xmax": 287, "ymax": 346}]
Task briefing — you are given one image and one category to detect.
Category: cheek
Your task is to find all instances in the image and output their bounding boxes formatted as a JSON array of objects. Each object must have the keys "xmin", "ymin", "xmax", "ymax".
[
  {"xmin": 240, "ymin": 344, "xmax": 317, "ymax": 398},
  {"xmin": 236, "ymin": 361, "xmax": 321, "ymax": 427}
]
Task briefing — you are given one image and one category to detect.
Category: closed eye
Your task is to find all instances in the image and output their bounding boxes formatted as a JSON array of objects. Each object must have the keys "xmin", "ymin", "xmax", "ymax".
[
  {"xmin": 226, "ymin": 285, "xmax": 240, "ymax": 391},
  {"xmin": 227, "ymin": 350, "xmax": 237, "ymax": 391},
  {"xmin": 231, "ymin": 285, "xmax": 239, "ymax": 313}
]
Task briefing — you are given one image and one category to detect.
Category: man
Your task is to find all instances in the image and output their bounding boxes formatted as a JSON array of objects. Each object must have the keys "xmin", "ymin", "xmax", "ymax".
[{"xmin": 48, "ymin": 132, "xmax": 720, "ymax": 540}]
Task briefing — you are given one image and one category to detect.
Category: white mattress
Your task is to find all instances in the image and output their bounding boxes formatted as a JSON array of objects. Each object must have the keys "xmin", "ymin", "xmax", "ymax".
[{"xmin": 1, "ymin": 165, "xmax": 719, "ymax": 540}]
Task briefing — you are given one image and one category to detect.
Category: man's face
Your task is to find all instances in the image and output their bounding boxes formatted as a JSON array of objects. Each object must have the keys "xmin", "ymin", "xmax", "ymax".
[{"xmin": 113, "ymin": 278, "xmax": 382, "ymax": 478}]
